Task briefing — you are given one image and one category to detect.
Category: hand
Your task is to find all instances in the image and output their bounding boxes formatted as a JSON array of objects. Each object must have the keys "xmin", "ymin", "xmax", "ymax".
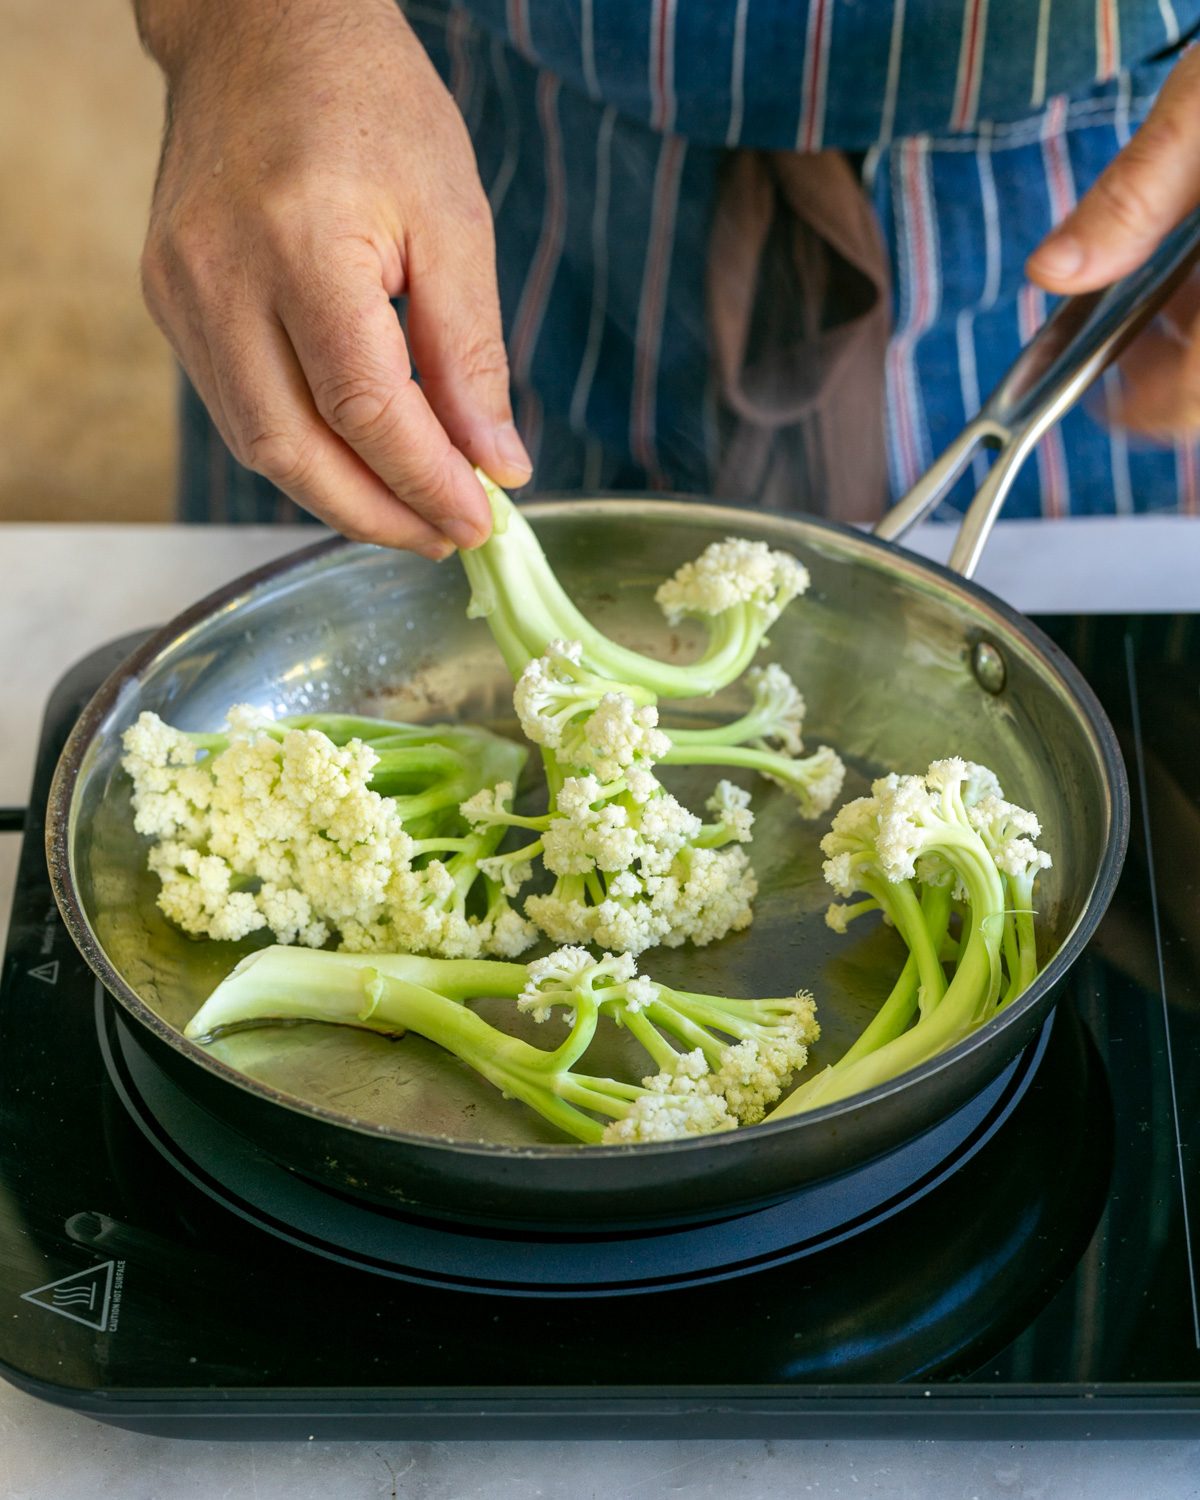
[
  {"xmin": 1026, "ymin": 45, "xmax": 1200, "ymax": 439},
  {"xmin": 138, "ymin": 0, "xmax": 531, "ymax": 556}
]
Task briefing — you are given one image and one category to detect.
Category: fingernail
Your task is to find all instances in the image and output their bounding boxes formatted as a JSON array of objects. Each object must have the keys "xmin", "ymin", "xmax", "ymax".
[
  {"xmin": 417, "ymin": 537, "xmax": 457, "ymax": 563},
  {"xmin": 495, "ymin": 421, "xmax": 533, "ymax": 480},
  {"xmin": 1030, "ymin": 233, "xmax": 1084, "ymax": 279},
  {"xmin": 439, "ymin": 516, "xmax": 488, "ymax": 551}
]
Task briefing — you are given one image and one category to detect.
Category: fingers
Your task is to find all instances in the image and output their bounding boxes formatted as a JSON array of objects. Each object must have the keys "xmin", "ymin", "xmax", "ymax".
[
  {"xmin": 405, "ymin": 204, "xmax": 533, "ymax": 490},
  {"xmin": 276, "ymin": 246, "xmax": 497, "ymax": 549},
  {"xmin": 145, "ymin": 241, "xmax": 458, "ymax": 555},
  {"xmin": 137, "ymin": 0, "xmax": 523, "ymax": 554},
  {"xmin": 141, "ymin": 252, "xmax": 238, "ymax": 453},
  {"xmin": 1027, "ymin": 46, "xmax": 1200, "ymax": 293},
  {"xmin": 215, "ymin": 314, "xmax": 462, "ymax": 555},
  {"xmin": 148, "ymin": 215, "xmax": 505, "ymax": 552},
  {"xmin": 1114, "ymin": 329, "xmax": 1200, "ymax": 436},
  {"xmin": 1111, "ymin": 273, "xmax": 1200, "ymax": 436}
]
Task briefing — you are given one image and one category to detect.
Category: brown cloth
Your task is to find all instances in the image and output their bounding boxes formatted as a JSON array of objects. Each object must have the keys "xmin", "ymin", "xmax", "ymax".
[{"xmin": 708, "ymin": 150, "xmax": 891, "ymax": 524}]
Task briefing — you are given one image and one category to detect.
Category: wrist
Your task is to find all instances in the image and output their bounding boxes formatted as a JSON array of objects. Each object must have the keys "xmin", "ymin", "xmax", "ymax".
[
  {"xmin": 134, "ymin": 0, "xmax": 398, "ymax": 92},
  {"xmin": 132, "ymin": 0, "xmax": 217, "ymax": 83}
]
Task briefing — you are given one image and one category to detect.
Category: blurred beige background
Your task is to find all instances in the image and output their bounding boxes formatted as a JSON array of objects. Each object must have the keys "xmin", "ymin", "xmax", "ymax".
[{"xmin": 1, "ymin": 0, "xmax": 175, "ymax": 522}]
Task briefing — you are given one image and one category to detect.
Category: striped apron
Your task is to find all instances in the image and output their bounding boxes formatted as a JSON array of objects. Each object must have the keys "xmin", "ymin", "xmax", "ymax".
[{"xmin": 180, "ymin": 0, "xmax": 1200, "ymax": 525}]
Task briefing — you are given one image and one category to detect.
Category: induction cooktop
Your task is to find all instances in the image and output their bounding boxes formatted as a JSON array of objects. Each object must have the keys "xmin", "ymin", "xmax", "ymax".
[{"xmin": 0, "ymin": 616, "xmax": 1198, "ymax": 1439}]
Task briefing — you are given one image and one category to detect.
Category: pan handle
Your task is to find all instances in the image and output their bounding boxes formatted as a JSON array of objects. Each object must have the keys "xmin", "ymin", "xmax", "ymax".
[{"xmin": 874, "ymin": 205, "xmax": 1200, "ymax": 579}]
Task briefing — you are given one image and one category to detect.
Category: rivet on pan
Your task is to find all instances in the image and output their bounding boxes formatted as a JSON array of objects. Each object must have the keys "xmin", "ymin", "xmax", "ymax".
[{"xmin": 972, "ymin": 640, "xmax": 1007, "ymax": 695}]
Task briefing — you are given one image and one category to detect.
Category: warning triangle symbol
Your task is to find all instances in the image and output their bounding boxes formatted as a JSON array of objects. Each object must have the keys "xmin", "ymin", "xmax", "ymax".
[
  {"xmin": 20, "ymin": 1261, "xmax": 114, "ymax": 1331},
  {"xmin": 28, "ymin": 960, "xmax": 59, "ymax": 986}
]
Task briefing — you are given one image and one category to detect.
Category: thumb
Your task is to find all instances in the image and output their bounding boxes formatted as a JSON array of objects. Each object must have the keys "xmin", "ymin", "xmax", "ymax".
[
  {"xmin": 1027, "ymin": 45, "xmax": 1200, "ymax": 294},
  {"xmin": 406, "ymin": 210, "xmax": 533, "ymax": 492}
]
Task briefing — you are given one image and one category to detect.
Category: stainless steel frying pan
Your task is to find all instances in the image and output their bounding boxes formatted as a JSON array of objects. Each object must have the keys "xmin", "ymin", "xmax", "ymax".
[{"xmin": 45, "ymin": 210, "xmax": 1200, "ymax": 1231}]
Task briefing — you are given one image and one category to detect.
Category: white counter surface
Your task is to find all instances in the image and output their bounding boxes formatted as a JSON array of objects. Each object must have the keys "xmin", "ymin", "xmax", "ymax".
[{"xmin": 1, "ymin": 515, "xmax": 1199, "ymax": 1496}]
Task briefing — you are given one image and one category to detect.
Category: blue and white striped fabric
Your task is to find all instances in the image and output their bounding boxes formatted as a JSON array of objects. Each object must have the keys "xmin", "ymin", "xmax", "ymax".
[{"xmin": 180, "ymin": 0, "xmax": 1200, "ymax": 525}]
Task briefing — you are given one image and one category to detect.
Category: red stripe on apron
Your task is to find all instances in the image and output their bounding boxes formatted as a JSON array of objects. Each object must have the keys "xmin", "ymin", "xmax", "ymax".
[
  {"xmin": 951, "ymin": 0, "xmax": 989, "ymax": 132},
  {"xmin": 798, "ymin": 0, "xmax": 831, "ymax": 153}
]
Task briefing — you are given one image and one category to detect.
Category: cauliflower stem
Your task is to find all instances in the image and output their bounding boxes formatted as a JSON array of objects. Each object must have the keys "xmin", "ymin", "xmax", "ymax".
[
  {"xmin": 460, "ymin": 473, "xmax": 810, "ymax": 698},
  {"xmin": 451, "ymin": 483, "xmax": 846, "ymax": 953},
  {"xmin": 187, "ymin": 944, "xmax": 819, "ymax": 1144},
  {"xmin": 767, "ymin": 758, "xmax": 1050, "ymax": 1119}
]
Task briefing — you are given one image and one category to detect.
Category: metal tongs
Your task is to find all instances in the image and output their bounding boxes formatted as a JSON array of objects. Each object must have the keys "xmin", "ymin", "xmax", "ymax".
[{"xmin": 875, "ymin": 206, "xmax": 1200, "ymax": 578}]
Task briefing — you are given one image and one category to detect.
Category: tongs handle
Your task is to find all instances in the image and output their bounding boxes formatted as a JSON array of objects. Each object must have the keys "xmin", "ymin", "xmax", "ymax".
[{"xmin": 875, "ymin": 205, "xmax": 1200, "ymax": 579}]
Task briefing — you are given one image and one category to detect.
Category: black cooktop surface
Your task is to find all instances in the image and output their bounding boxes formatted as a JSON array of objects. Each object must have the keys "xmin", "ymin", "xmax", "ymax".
[{"xmin": 1, "ymin": 617, "xmax": 1198, "ymax": 1439}]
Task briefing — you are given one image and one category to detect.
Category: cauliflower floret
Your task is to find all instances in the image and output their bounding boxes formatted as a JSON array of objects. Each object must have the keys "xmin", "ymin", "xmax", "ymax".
[
  {"xmin": 601, "ymin": 1052, "xmax": 737, "ymax": 1143},
  {"xmin": 967, "ymin": 794, "xmax": 1053, "ymax": 881},
  {"xmin": 529, "ymin": 760, "xmax": 758, "ymax": 955},
  {"xmin": 122, "ymin": 713, "xmax": 215, "ymax": 843},
  {"xmin": 635, "ymin": 792, "xmax": 703, "ymax": 873},
  {"xmin": 820, "ymin": 794, "xmax": 881, "ymax": 895},
  {"xmin": 705, "ymin": 780, "xmax": 754, "ymax": 843},
  {"xmin": 478, "ymin": 850, "xmax": 533, "ymax": 898},
  {"xmin": 518, "ymin": 947, "xmax": 639, "ymax": 1021},
  {"xmin": 554, "ymin": 774, "xmax": 602, "ymax": 818},
  {"xmin": 124, "ymin": 710, "xmax": 529, "ymax": 959},
  {"xmin": 514, "ymin": 642, "xmax": 663, "ymax": 772},
  {"xmin": 710, "ymin": 1007, "xmax": 818, "ymax": 1125},
  {"xmin": 122, "ymin": 712, "xmax": 200, "ymax": 773},
  {"xmin": 560, "ymin": 693, "xmax": 670, "ymax": 780},
  {"xmin": 624, "ymin": 765, "xmax": 659, "ymax": 805},
  {"xmin": 583, "ymin": 896, "xmax": 672, "ymax": 956},
  {"xmin": 744, "ymin": 663, "xmax": 807, "ymax": 755},
  {"xmin": 460, "ymin": 780, "xmax": 516, "ymax": 828},
  {"xmin": 927, "ymin": 757, "xmax": 1003, "ymax": 808},
  {"xmin": 149, "ymin": 842, "xmax": 268, "ymax": 943},
  {"xmin": 527, "ymin": 843, "xmax": 756, "ymax": 957},
  {"xmin": 653, "ymin": 846, "xmax": 758, "ymax": 948},
  {"xmin": 782, "ymin": 744, "xmax": 846, "ymax": 819},
  {"xmin": 525, "ymin": 889, "xmax": 666, "ymax": 956},
  {"xmin": 654, "ymin": 538, "xmax": 809, "ymax": 627},
  {"xmin": 757, "ymin": 742, "xmax": 847, "ymax": 820},
  {"xmin": 480, "ymin": 903, "xmax": 540, "ymax": 959},
  {"xmin": 512, "ymin": 640, "xmax": 587, "ymax": 750},
  {"xmin": 518, "ymin": 945, "xmax": 594, "ymax": 1020},
  {"xmin": 257, "ymin": 884, "xmax": 329, "ymax": 948},
  {"xmin": 541, "ymin": 779, "xmax": 639, "ymax": 876},
  {"xmin": 623, "ymin": 973, "xmax": 661, "ymax": 1013}
]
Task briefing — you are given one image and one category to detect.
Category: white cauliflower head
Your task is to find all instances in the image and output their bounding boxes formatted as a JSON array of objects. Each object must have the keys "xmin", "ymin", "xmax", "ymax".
[
  {"xmin": 654, "ymin": 538, "xmax": 809, "ymax": 627},
  {"xmin": 744, "ymin": 663, "xmax": 807, "ymax": 755},
  {"xmin": 559, "ymin": 693, "xmax": 670, "ymax": 780},
  {"xmin": 601, "ymin": 1051, "xmax": 737, "ymax": 1143}
]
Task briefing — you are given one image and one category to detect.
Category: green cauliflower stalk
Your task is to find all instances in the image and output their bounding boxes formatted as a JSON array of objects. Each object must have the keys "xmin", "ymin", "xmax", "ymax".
[
  {"xmin": 515, "ymin": 644, "xmax": 845, "ymax": 821},
  {"xmin": 186, "ymin": 943, "xmax": 819, "ymax": 1144},
  {"xmin": 459, "ymin": 473, "xmax": 810, "ymax": 698},
  {"xmin": 453, "ymin": 482, "xmax": 845, "ymax": 953},
  {"xmin": 768, "ymin": 758, "xmax": 1051, "ymax": 1119}
]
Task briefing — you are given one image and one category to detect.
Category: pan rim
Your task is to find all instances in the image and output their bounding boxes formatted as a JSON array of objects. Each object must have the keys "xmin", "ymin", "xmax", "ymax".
[{"xmin": 45, "ymin": 499, "xmax": 1130, "ymax": 1162}]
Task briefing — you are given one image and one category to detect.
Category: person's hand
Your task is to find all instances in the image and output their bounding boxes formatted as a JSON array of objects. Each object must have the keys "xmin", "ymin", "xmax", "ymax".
[
  {"xmin": 1026, "ymin": 45, "xmax": 1200, "ymax": 439},
  {"xmin": 137, "ymin": 0, "xmax": 531, "ymax": 556}
]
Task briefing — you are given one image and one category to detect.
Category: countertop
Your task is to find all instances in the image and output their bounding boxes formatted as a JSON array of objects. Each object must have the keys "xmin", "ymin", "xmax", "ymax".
[{"xmin": 1, "ymin": 516, "xmax": 1199, "ymax": 1497}]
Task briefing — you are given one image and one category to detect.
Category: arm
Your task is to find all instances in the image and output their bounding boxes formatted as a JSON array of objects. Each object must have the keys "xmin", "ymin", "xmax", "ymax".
[
  {"xmin": 1027, "ymin": 45, "xmax": 1200, "ymax": 439},
  {"xmin": 134, "ymin": 0, "xmax": 532, "ymax": 555}
]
